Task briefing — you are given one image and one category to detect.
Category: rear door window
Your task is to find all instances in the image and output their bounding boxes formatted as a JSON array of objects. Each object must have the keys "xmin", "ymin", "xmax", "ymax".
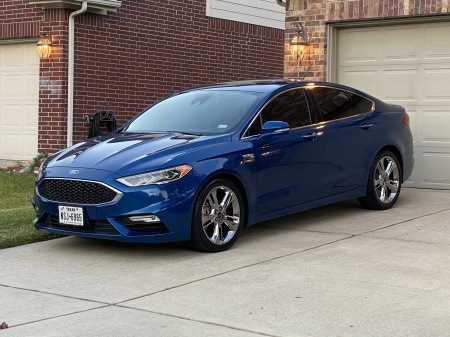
[
  {"xmin": 348, "ymin": 93, "xmax": 374, "ymax": 114},
  {"xmin": 312, "ymin": 87, "xmax": 358, "ymax": 122}
]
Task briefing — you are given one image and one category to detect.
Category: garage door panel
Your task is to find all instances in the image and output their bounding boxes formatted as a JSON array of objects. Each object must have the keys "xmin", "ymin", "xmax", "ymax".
[
  {"xmin": 4, "ymin": 75, "xmax": 22, "ymax": 97},
  {"xmin": 378, "ymin": 68, "xmax": 418, "ymax": 102},
  {"xmin": 382, "ymin": 27, "xmax": 419, "ymax": 62},
  {"xmin": 422, "ymin": 151, "xmax": 450, "ymax": 187},
  {"xmin": 3, "ymin": 105, "xmax": 22, "ymax": 127},
  {"xmin": 338, "ymin": 68, "xmax": 378, "ymax": 95},
  {"xmin": 1, "ymin": 133, "xmax": 37, "ymax": 159},
  {"xmin": 2, "ymin": 134, "xmax": 22, "ymax": 158},
  {"xmin": 424, "ymin": 25, "xmax": 450, "ymax": 60},
  {"xmin": 422, "ymin": 109, "xmax": 450, "ymax": 144},
  {"xmin": 4, "ymin": 46, "xmax": 22, "ymax": 68},
  {"xmin": 422, "ymin": 67, "xmax": 450, "ymax": 102},
  {"xmin": 338, "ymin": 29, "xmax": 379, "ymax": 66}
]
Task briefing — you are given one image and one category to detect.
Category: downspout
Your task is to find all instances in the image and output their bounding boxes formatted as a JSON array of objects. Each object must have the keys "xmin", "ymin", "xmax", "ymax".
[{"xmin": 67, "ymin": 1, "xmax": 88, "ymax": 147}]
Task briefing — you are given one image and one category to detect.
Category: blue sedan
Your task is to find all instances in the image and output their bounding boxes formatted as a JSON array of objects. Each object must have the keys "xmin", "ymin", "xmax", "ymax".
[{"xmin": 33, "ymin": 80, "xmax": 414, "ymax": 252}]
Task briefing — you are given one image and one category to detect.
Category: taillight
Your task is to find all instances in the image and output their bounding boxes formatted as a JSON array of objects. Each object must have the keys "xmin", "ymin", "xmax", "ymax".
[{"xmin": 402, "ymin": 112, "xmax": 410, "ymax": 126}]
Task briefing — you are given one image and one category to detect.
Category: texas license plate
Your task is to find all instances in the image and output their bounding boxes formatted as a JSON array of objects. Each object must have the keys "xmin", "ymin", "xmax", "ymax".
[{"xmin": 58, "ymin": 206, "xmax": 84, "ymax": 226}]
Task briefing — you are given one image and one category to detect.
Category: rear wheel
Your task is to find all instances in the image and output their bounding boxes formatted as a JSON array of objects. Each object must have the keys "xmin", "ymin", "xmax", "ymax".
[
  {"xmin": 189, "ymin": 179, "xmax": 244, "ymax": 252},
  {"xmin": 358, "ymin": 151, "xmax": 402, "ymax": 210}
]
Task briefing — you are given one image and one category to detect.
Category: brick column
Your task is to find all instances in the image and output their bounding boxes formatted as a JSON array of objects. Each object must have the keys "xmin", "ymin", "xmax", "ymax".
[{"xmin": 39, "ymin": 9, "xmax": 69, "ymax": 153}]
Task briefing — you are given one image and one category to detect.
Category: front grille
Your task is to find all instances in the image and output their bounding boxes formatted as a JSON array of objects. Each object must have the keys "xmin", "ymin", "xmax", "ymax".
[
  {"xmin": 46, "ymin": 215, "xmax": 119, "ymax": 234},
  {"xmin": 37, "ymin": 179, "xmax": 120, "ymax": 205}
]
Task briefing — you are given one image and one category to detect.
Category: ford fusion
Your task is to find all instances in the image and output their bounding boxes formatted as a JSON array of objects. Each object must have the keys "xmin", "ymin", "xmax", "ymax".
[{"xmin": 33, "ymin": 80, "xmax": 414, "ymax": 252}]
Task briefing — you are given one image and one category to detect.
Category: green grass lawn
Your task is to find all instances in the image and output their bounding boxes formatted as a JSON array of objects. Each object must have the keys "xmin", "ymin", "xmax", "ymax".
[{"xmin": 0, "ymin": 171, "xmax": 60, "ymax": 249}]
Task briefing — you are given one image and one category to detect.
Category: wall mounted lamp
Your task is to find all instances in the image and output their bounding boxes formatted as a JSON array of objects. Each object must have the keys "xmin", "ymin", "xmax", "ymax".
[
  {"xmin": 36, "ymin": 31, "xmax": 52, "ymax": 58},
  {"xmin": 290, "ymin": 23, "xmax": 309, "ymax": 61}
]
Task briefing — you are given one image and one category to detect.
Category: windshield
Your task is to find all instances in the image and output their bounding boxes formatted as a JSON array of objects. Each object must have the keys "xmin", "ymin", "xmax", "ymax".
[{"xmin": 124, "ymin": 89, "xmax": 264, "ymax": 135}]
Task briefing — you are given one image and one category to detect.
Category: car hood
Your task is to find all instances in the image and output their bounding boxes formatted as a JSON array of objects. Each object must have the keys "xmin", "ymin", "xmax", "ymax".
[{"xmin": 47, "ymin": 132, "xmax": 210, "ymax": 175}]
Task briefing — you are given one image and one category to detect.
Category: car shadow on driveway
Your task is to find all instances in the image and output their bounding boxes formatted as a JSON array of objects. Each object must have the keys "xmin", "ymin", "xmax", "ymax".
[{"xmin": 48, "ymin": 198, "xmax": 361, "ymax": 255}]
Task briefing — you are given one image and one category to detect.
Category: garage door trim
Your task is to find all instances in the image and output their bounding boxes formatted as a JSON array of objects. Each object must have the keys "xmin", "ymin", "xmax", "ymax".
[{"xmin": 0, "ymin": 38, "xmax": 39, "ymax": 46}]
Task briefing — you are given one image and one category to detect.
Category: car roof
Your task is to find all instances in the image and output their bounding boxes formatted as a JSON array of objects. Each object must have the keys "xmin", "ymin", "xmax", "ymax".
[
  {"xmin": 178, "ymin": 79, "xmax": 363, "ymax": 94},
  {"xmin": 167, "ymin": 80, "xmax": 379, "ymax": 105},
  {"xmin": 176, "ymin": 79, "xmax": 297, "ymax": 94}
]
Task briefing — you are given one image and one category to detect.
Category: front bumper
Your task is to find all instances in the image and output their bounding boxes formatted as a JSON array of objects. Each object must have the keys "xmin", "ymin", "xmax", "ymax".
[
  {"xmin": 33, "ymin": 210, "xmax": 190, "ymax": 243},
  {"xmin": 32, "ymin": 169, "xmax": 199, "ymax": 243}
]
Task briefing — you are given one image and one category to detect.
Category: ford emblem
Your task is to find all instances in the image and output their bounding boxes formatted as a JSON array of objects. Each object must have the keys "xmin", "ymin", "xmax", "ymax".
[{"xmin": 69, "ymin": 170, "xmax": 79, "ymax": 175}]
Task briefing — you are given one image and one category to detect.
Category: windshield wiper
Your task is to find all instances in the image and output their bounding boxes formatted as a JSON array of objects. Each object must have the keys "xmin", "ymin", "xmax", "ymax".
[{"xmin": 166, "ymin": 131, "xmax": 203, "ymax": 136}]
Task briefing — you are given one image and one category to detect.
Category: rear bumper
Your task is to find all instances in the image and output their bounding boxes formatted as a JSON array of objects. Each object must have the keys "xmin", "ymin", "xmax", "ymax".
[{"xmin": 402, "ymin": 142, "xmax": 414, "ymax": 182}]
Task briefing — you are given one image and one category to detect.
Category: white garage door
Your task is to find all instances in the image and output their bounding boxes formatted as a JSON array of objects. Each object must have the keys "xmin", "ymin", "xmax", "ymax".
[
  {"xmin": 337, "ymin": 21, "xmax": 450, "ymax": 189},
  {"xmin": 0, "ymin": 42, "xmax": 39, "ymax": 161}
]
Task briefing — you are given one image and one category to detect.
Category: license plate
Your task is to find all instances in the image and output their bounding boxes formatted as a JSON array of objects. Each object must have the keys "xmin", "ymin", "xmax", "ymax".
[{"xmin": 58, "ymin": 206, "xmax": 84, "ymax": 226}]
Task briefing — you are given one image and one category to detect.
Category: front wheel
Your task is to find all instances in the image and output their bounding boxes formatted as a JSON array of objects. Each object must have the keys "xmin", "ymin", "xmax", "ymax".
[
  {"xmin": 358, "ymin": 151, "xmax": 402, "ymax": 210},
  {"xmin": 188, "ymin": 179, "xmax": 244, "ymax": 252}
]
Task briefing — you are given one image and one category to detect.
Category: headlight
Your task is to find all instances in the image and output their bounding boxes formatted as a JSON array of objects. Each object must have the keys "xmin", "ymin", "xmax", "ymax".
[{"xmin": 116, "ymin": 165, "xmax": 192, "ymax": 187}]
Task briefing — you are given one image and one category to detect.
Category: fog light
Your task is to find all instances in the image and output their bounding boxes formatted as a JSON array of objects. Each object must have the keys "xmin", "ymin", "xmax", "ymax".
[{"xmin": 128, "ymin": 215, "xmax": 161, "ymax": 223}]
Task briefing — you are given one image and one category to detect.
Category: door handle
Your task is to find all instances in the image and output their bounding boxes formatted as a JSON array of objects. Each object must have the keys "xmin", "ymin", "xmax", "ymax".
[
  {"xmin": 240, "ymin": 154, "xmax": 255, "ymax": 165},
  {"xmin": 360, "ymin": 123, "xmax": 373, "ymax": 130},
  {"xmin": 302, "ymin": 132, "xmax": 323, "ymax": 140}
]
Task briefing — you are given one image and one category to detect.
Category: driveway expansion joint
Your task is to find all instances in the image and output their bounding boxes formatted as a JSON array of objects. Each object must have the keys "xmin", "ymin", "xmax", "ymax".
[
  {"xmin": 114, "ymin": 304, "xmax": 282, "ymax": 337},
  {"xmin": 358, "ymin": 207, "xmax": 450, "ymax": 236},
  {"xmin": 0, "ymin": 305, "xmax": 111, "ymax": 330},
  {"xmin": 0, "ymin": 283, "xmax": 111, "ymax": 306}
]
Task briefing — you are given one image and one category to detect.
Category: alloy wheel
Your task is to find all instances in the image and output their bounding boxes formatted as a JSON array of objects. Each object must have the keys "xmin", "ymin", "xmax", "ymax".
[
  {"xmin": 201, "ymin": 185, "xmax": 241, "ymax": 245},
  {"xmin": 374, "ymin": 155, "xmax": 400, "ymax": 204}
]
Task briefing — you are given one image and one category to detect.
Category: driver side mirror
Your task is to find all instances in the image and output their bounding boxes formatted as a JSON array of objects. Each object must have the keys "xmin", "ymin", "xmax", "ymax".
[{"xmin": 257, "ymin": 121, "xmax": 289, "ymax": 143}]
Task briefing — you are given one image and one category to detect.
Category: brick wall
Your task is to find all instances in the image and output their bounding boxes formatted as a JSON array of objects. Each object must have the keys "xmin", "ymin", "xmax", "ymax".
[
  {"xmin": 72, "ymin": 1, "xmax": 284, "ymax": 144},
  {"xmin": 0, "ymin": 0, "xmax": 284, "ymax": 153},
  {"xmin": 285, "ymin": 0, "xmax": 450, "ymax": 80}
]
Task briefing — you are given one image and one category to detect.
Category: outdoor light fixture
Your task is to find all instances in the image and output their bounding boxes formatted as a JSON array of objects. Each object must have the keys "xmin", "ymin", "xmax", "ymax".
[
  {"xmin": 290, "ymin": 23, "xmax": 309, "ymax": 61},
  {"xmin": 36, "ymin": 31, "xmax": 52, "ymax": 58}
]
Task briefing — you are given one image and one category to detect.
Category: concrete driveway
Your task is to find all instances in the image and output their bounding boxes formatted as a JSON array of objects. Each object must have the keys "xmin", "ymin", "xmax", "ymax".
[{"xmin": 1, "ymin": 188, "xmax": 449, "ymax": 336}]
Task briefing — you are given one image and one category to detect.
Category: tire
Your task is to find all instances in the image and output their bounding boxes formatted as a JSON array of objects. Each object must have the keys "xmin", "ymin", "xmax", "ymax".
[
  {"xmin": 188, "ymin": 179, "xmax": 244, "ymax": 252},
  {"xmin": 358, "ymin": 151, "xmax": 402, "ymax": 210}
]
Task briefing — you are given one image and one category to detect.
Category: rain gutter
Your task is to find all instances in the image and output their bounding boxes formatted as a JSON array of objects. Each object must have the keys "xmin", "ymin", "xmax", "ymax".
[{"xmin": 67, "ymin": 1, "xmax": 88, "ymax": 147}]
